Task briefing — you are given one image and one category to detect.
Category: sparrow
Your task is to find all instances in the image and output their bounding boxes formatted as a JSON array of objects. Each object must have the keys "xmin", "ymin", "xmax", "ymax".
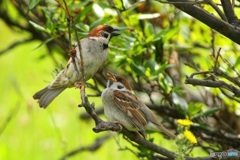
[
  {"xmin": 101, "ymin": 72, "xmax": 176, "ymax": 139},
  {"xmin": 33, "ymin": 25, "xmax": 120, "ymax": 108}
]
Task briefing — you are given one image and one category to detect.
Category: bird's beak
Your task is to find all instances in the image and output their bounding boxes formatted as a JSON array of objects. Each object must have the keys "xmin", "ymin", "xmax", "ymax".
[
  {"xmin": 111, "ymin": 28, "xmax": 121, "ymax": 37},
  {"xmin": 106, "ymin": 72, "xmax": 117, "ymax": 82}
]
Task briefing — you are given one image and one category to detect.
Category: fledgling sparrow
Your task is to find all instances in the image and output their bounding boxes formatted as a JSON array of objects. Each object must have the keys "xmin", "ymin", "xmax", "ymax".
[
  {"xmin": 33, "ymin": 25, "xmax": 120, "ymax": 108},
  {"xmin": 101, "ymin": 72, "xmax": 176, "ymax": 139}
]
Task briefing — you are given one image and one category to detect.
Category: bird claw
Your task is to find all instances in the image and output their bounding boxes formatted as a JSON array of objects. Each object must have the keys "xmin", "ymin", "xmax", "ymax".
[
  {"xmin": 74, "ymin": 82, "xmax": 85, "ymax": 89},
  {"xmin": 111, "ymin": 121, "xmax": 123, "ymax": 131},
  {"xmin": 68, "ymin": 48, "xmax": 76, "ymax": 57}
]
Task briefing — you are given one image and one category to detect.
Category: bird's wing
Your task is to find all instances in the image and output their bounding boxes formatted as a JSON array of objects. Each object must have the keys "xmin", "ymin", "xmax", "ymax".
[{"xmin": 112, "ymin": 90, "xmax": 147, "ymax": 134}]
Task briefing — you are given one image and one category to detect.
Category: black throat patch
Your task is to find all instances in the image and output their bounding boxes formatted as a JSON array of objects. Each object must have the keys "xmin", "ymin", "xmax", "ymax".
[{"xmin": 103, "ymin": 43, "xmax": 108, "ymax": 50}]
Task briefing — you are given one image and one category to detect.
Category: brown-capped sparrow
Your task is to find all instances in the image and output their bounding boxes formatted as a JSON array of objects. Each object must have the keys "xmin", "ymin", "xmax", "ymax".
[
  {"xmin": 33, "ymin": 25, "xmax": 120, "ymax": 108},
  {"xmin": 101, "ymin": 72, "xmax": 176, "ymax": 139}
]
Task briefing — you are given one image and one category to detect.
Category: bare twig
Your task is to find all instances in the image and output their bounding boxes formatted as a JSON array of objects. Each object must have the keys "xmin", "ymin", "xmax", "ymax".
[
  {"xmin": 157, "ymin": 0, "xmax": 205, "ymax": 4},
  {"xmin": 0, "ymin": 38, "xmax": 34, "ymax": 55},
  {"xmin": 58, "ymin": 134, "xmax": 113, "ymax": 160},
  {"xmin": 166, "ymin": 0, "xmax": 240, "ymax": 45},
  {"xmin": 206, "ymin": 0, "xmax": 227, "ymax": 21},
  {"xmin": 79, "ymin": 108, "xmax": 104, "ymax": 120},
  {"xmin": 213, "ymin": 48, "xmax": 221, "ymax": 71},
  {"xmin": 220, "ymin": 0, "xmax": 239, "ymax": 25},
  {"xmin": 0, "ymin": 105, "xmax": 19, "ymax": 136},
  {"xmin": 185, "ymin": 77, "xmax": 240, "ymax": 97},
  {"xmin": 214, "ymin": 69, "xmax": 240, "ymax": 87},
  {"xmin": 220, "ymin": 88, "xmax": 240, "ymax": 103}
]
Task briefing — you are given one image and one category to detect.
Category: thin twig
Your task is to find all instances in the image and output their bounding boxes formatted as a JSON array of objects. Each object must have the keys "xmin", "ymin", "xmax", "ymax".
[
  {"xmin": 206, "ymin": 0, "xmax": 227, "ymax": 21},
  {"xmin": 58, "ymin": 134, "xmax": 114, "ymax": 160},
  {"xmin": 185, "ymin": 77, "xmax": 240, "ymax": 97},
  {"xmin": 213, "ymin": 48, "xmax": 221, "ymax": 71},
  {"xmin": 157, "ymin": 0, "xmax": 205, "ymax": 4},
  {"xmin": 220, "ymin": 0, "xmax": 239, "ymax": 24},
  {"xmin": 214, "ymin": 69, "xmax": 240, "ymax": 87},
  {"xmin": 72, "ymin": 14, "xmax": 86, "ymax": 104},
  {"xmin": 0, "ymin": 38, "xmax": 34, "ymax": 55},
  {"xmin": 57, "ymin": 0, "xmax": 86, "ymax": 104},
  {"xmin": 0, "ymin": 105, "xmax": 19, "ymax": 136},
  {"xmin": 167, "ymin": 0, "xmax": 240, "ymax": 44}
]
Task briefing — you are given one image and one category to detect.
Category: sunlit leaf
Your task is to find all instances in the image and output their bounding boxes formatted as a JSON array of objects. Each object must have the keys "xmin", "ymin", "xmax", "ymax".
[
  {"xmin": 192, "ymin": 107, "xmax": 221, "ymax": 119},
  {"xmin": 234, "ymin": 56, "xmax": 240, "ymax": 68},
  {"xmin": 155, "ymin": 63, "xmax": 173, "ymax": 75},
  {"xmin": 187, "ymin": 102, "xmax": 203, "ymax": 117},
  {"xmin": 172, "ymin": 92, "xmax": 188, "ymax": 109},
  {"xmin": 93, "ymin": 3, "xmax": 104, "ymax": 17},
  {"xmin": 75, "ymin": 4, "xmax": 93, "ymax": 23},
  {"xmin": 138, "ymin": 13, "xmax": 161, "ymax": 20},
  {"xmin": 29, "ymin": 0, "xmax": 40, "ymax": 9},
  {"xmin": 130, "ymin": 62, "xmax": 145, "ymax": 76},
  {"xmin": 29, "ymin": 21, "xmax": 47, "ymax": 33}
]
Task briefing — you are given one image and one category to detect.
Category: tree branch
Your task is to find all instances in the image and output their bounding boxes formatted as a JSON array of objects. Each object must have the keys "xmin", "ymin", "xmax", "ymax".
[
  {"xmin": 206, "ymin": 0, "xmax": 227, "ymax": 21},
  {"xmin": 185, "ymin": 77, "xmax": 240, "ymax": 97},
  {"xmin": 0, "ymin": 38, "xmax": 34, "ymax": 55},
  {"xmin": 58, "ymin": 134, "xmax": 113, "ymax": 160},
  {"xmin": 221, "ymin": 0, "xmax": 239, "ymax": 24},
  {"xmin": 165, "ymin": 0, "xmax": 240, "ymax": 45}
]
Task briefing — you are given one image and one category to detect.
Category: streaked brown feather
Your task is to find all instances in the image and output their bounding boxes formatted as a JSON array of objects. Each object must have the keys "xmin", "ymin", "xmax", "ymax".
[{"xmin": 113, "ymin": 90, "xmax": 147, "ymax": 133}]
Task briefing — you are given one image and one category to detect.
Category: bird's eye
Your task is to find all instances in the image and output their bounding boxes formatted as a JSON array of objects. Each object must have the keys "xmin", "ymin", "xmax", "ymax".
[
  {"xmin": 101, "ymin": 32, "xmax": 109, "ymax": 38},
  {"xmin": 117, "ymin": 85, "xmax": 124, "ymax": 89}
]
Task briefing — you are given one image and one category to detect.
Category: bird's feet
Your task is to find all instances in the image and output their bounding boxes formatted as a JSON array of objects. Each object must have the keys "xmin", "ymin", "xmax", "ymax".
[
  {"xmin": 74, "ymin": 81, "xmax": 86, "ymax": 104},
  {"xmin": 111, "ymin": 121, "xmax": 123, "ymax": 131},
  {"xmin": 74, "ymin": 81, "xmax": 85, "ymax": 89},
  {"xmin": 68, "ymin": 48, "xmax": 76, "ymax": 57}
]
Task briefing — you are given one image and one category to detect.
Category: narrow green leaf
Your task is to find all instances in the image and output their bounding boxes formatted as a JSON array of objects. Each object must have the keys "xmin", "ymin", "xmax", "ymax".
[
  {"xmin": 234, "ymin": 56, "xmax": 240, "ymax": 68},
  {"xmin": 192, "ymin": 107, "xmax": 221, "ymax": 119},
  {"xmin": 75, "ymin": 4, "xmax": 93, "ymax": 24},
  {"xmin": 130, "ymin": 62, "xmax": 145, "ymax": 76},
  {"xmin": 33, "ymin": 37, "xmax": 55, "ymax": 50},
  {"xmin": 29, "ymin": 0, "xmax": 40, "ymax": 9},
  {"xmin": 187, "ymin": 102, "xmax": 203, "ymax": 117},
  {"xmin": 29, "ymin": 21, "xmax": 47, "ymax": 33}
]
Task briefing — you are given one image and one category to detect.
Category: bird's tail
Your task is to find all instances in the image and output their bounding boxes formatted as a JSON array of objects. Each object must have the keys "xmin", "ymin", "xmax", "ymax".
[
  {"xmin": 157, "ymin": 123, "xmax": 176, "ymax": 139},
  {"xmin": 33, "ymin": 86, "xmax": 66, "ymax": 108}
]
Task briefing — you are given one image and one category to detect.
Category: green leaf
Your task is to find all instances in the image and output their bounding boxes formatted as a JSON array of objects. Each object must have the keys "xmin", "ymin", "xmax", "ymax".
[
  {"xmin": 34, "ymin": 37, "xmax": 55, "ymax": 50},
  {"xmin": 154, "ymin": 26, "xmax": 179, "ymax": 42},
  {"xmin": 144, "ymin": 60, "xmax": 157, "ymax": 73},
  {"xmin": 144, "ymin": 22, "xmax": 154, "ymax": 37},
  {"xmin": 192, "ymin": 107, "xmax": 221, "ymax": 119},
  {"xmin": 234, "ymin": 56, "xmax": 240, "ymax": 68},
  {"xmin": 90, "ymin": 18, "xmax": 103, "ymax": 29},
  {"xmin": 29, "ymin": 21, "xmax": 47, "ymax": 33},
  {"xmin": 187, "ymin": 102, "xmax": 203, "ymax": 118},
  {"xmin": 130, "ymin": 62, "xmax": 145, "ymax": 76},
  {"xmin": 29, "ymin": 0, "xmax": 40, "ymax": 9},
  {"xmin": 75, "ymin": 4, "xmax": 93, "ymax": 23}
]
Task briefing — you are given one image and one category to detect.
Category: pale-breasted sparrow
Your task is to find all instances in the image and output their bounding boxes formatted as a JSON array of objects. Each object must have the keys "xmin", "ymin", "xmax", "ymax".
[
  {"xmin": 33, "ymin": 25, "xmax": 120, "ymax": 108},
  {"xmin": 101, "ymin": 72, "xmax": 176, "ymax": 139}
]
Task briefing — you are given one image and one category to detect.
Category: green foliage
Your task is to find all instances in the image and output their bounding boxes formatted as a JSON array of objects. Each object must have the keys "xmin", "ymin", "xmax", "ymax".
[{"xmin": 29, "ymin": 0, "xmax": 40, "ymax": 9}]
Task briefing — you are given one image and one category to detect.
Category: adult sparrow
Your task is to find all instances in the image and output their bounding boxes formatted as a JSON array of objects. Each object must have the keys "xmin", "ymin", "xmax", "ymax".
[
  {"xmin": 101, "ymin": 72, "xmax": 176, "ymax": 139},
  {"xmin": 33, "ymin": 25, "xmax": 120, "ymax": 108}
]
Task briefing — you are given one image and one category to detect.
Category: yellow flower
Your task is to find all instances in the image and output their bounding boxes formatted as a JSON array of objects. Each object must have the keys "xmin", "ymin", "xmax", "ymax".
[
  {"xmin": 177, "ymin": 119, "xmax": 193, "ymax": 126},
  {"xmin": 145, "ymin": 68, "xmax": 151, "ymax": 77},
  {"xmin": 184, "ymin": 130, "xmax": 197, "ymax": 144}
]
